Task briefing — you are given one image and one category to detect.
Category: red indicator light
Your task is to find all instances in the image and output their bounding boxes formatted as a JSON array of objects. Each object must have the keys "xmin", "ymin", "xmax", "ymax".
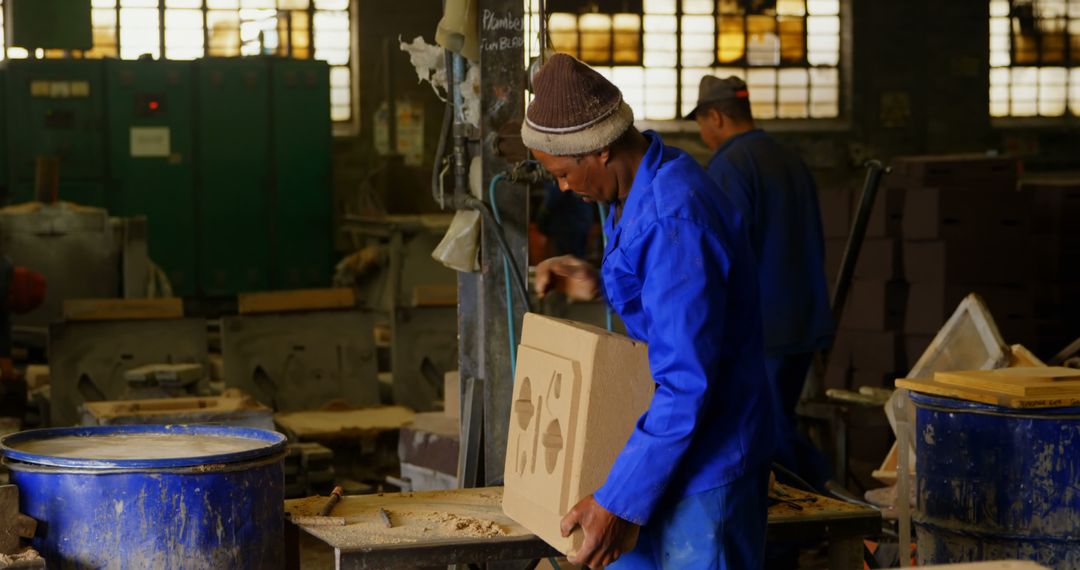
[{"xmin": 148, "ymin": 101, "xmax": 159, "ymax": 110}]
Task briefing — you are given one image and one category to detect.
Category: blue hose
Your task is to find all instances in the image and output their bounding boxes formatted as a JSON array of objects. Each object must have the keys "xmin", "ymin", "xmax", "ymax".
[
  {"xmin": 596, "ymin": 202, "xmax": 613, "ymax": 332},
  {"xmin": 488, "ymin": 173, "xmax": 518, "ymax": 376}
]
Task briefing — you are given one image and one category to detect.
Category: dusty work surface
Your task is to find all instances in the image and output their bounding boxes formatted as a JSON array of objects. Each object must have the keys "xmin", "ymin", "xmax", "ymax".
[
  {"xmin": 275, "ymin": 406, "xmax": 415, "ymax": 439},
  {"xmin": 286, "ymin": 487, "xmax": 538, "ymax": 550},
  {"xmin": 768, "ymin": 483, "xmax": 877, "ymax": 522},
  {"xmin": 290, "ymin": 484, "xmax": 879, "ymax": 552}
]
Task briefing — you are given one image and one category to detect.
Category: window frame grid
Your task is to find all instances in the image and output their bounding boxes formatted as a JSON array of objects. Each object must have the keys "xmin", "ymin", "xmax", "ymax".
[
  {"xmin": 552, "ymin": 11, "xmax": 646, "ymax": 67},
  {"xmin": 544, "ymin": 0, "xmax": 848, "ymax": 126},
  {"xmin": 990, "ymin": 0, "xmax": 1080, "ymax": 123},
  {"xmin": 1005, "ymin": 0, "xmax": 1073, "ymax": 68}
]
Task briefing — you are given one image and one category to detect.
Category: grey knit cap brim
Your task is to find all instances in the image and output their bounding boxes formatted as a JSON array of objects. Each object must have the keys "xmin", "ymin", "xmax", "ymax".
[{"xmin": 521, "ymin": 100, "xmax": 634, "ymax": 156}]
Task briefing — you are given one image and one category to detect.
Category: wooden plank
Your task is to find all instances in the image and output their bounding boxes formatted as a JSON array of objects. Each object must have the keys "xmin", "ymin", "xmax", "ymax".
[
  {"xmin": 897, "ymin": 376, "xmax": 1080, "ymax": 409},
  {"xmin": 871, "ymin": 442, "xmax": 907, "ymax": 486},
  {"xmin": 947, "ymin": 366, "xmax": 1080, "ymax": 381},
  {"xmin": 444, "ymin": 371, "xmax": 460, "ymax": 420},
  {"xmin": 896, "ymin": 377, "xmax": 1010, "ymax": 406},
  {"xmin": 411, "ymin": 284, "xmax": 458, "ymax": 307},
  {"xmin": 1010, "ymin": 344, "xmax": 1047, "ymax": 368},
  {"xmin": 275, "ymin": 406, "xmax": 416, "ymax": 439},
  {"xmin": 63, "ymin": 298, "xmax": 183, "ymax": 322},
  {"xmin": 934, "ymin": 367, "xmax": 1080, "ymax": 396},
  {"xmin": 238, "ymin": 288, "xmax": 356, "ymax": 315},
  {"xmin": 921, "ymin": 562, "xmax": 1049, "ymax": 570}
]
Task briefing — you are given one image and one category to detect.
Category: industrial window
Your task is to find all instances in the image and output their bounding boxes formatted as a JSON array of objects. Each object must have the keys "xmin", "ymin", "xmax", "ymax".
[
  {"xmin": 0, "ymin": 0, "xmax": 354, "ymax": 123},
  {"xmin": 529, "ymin": 0, "xmax": 842, "ymax": 121},
  {"xmin": 989, "ymin": 0, "xmax": 1080, "ymax": 117}
]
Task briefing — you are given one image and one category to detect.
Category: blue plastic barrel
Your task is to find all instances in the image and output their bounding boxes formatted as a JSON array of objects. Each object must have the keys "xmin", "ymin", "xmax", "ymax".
[
  {"xmin": 912, "ymin": 392, "xmax": 1080, "ymax": 569},
  {"xmin": 1, "ymin": 424, "xmax": 286, "ymax": 570}
]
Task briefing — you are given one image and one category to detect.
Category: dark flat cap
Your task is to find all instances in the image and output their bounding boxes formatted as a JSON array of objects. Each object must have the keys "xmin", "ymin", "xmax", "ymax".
[{"xmin": 683, "ymin": 75, "xmax": 749, "ymax": 120}]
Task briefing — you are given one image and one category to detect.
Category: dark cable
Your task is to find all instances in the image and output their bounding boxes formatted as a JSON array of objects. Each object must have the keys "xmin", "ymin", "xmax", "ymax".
[{"xmin": 460, "ymin": 196, "xmax": 533, "ymax": 313}]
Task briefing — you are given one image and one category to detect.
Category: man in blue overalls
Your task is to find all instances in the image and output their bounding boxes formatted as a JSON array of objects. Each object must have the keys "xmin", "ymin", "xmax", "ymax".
[
  {"xmin": 523, "ymin": 54, "xmax": 775, "ymax": 569},
  {"xmin": 687, "ymin": 75, "xmax": 834, "ymax": 492}
]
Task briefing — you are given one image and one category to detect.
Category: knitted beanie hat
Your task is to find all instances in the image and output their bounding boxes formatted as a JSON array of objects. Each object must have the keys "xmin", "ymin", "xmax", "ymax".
[{"xmin": 521, "ymin": 53, "xmax": 634, "ymax": 156}]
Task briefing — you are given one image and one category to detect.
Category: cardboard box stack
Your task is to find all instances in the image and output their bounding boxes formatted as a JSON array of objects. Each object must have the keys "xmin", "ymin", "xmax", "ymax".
[
  {"xmin": 1023, "ymin": 178, "xmax": 1080, "ymax": 356},
  {"xmin": 895, "ymin": 155, "xmax": 1033, "ymax": 363},
  {"xmin": 821, "ymin": 154, "xmax": 1045, "ymax": 391},
  {"xmin": 823, "ymin": 182, "xmax": 908, "ymax": 392}
]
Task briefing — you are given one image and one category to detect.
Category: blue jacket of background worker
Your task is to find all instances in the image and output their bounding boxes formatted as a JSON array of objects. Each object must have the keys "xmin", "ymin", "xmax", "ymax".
[
  {"xmin": 592, "ymin": 131, "xmax": 776, "ymax": 525},
  {"xmin": 706, "ymin": 129, "xmax": 834, "ymax": 356}
]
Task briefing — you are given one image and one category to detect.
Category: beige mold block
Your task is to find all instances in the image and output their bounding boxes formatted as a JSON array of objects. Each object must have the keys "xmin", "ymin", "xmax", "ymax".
[{"xmin": 502, "ymin": 313, "xmax": 654, "ymax": 555}]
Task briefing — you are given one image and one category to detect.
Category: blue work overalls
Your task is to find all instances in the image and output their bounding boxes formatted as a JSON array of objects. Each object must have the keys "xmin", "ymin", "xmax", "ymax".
[
  {"xmin": 593, "ymin": 132, "xmax": 775, "ymax": 569},
  {"xmin": 706, "ymin": 129, "xmax": 835, "ymax": 492}
]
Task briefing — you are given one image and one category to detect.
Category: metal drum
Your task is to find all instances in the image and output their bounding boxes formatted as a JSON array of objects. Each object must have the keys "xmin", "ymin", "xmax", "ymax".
[
  {"xmin": 912, "ymin": 392, "xmax": 1080, "ymax": 569},
  {"xmin": 1, "ymin": 424, "xmax": 286, "ymax": 569}
]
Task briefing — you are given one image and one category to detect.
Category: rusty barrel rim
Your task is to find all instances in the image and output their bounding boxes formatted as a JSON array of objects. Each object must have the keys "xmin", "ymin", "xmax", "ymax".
[{"xmin": 0, "ymin": 424, "xmax": 286, "ymax": 470}]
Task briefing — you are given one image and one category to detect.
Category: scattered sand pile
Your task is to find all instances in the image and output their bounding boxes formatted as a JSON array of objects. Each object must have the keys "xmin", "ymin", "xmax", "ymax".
[
  {"xmin": 417, "ymin": 512, "xmax": 506, "ymax": 538},
  {"xmin": 0, "ymin": 547, "xmax": 41, "ymax": 565}
]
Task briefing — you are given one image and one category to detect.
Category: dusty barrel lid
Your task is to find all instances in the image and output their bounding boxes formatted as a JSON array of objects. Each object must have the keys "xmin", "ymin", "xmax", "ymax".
[
  {"xmin": 909, "ymin": 391, "xmax": 1080, "ymax": 416},
  {"xmin": 0, "ymin": 424, "xmax": 287, "ymax": 470}
]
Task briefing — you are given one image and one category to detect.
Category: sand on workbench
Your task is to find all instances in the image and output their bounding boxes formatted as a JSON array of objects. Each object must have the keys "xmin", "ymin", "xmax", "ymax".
[
  {"xmin": 0, "ymin": 547, "xmax": 41, "ymax": 564},
  {"xmin": 286, "ymin": 489, "xmax": 514, "ymax": 549}
]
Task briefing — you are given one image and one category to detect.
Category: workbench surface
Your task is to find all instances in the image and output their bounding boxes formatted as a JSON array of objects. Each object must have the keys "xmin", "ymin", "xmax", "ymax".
[
  {"xmin": 286, "ymin": 487, "xmax": 559, "ymax": 568},
  {"xmin": 286, "ymin": 485, "xmax": 880, "ymax": 569},
  {"xmin": 287, "ymin": 487, "xmax": 535, "ymax": 547}
]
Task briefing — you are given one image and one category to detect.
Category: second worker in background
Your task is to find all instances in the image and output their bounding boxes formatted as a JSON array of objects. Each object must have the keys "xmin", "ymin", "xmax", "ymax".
[{"xmin": 687, "ymin": 75, "xmax": 835, "ymax": 492}]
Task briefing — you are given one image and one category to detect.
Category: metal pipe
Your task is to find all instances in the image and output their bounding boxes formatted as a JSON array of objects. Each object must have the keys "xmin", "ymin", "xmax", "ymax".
[
  {"xmin": 383, "ymin": 38, "xmax": 397, "ymax": 156},
  {"xmin": 451, "ymin": 53, "xmax": 469, "ymax": 202},
  {"xmin": 431, "ymin": 48, "xmax": 456, "ymax": 209},
  {"xmin": 831, "ymin": 159, "xmax": 888, "ymax": 325},
  {"xmin": 431, "ymin": 99, "xmax": 453, "ymax": 208}
]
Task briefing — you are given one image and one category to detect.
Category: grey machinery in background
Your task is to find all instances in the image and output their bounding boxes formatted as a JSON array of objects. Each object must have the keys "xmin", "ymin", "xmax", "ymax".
[
  {"xmin": 48, "ymin": 316, "xmax": 208, "ymax": 427},
  {"xmin": 221, "ymin": 308, "xmax": 381, "ymax": 412},
  {"xmin": 0, "ymin": 200, "xmax": 150, "ymax": 338},
  {"xmin": 338, "ymin": 215, "xmax": 461, "ymax": 412}
]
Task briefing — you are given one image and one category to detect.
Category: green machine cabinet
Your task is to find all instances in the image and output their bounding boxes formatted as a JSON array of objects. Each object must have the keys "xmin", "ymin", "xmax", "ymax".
[
  {"xmin": 105, "ymin": 59, "xmax": 198, "ymax": 296},
  {"xmin": 270, "ymin": 59, "xmax": 333, "ymax": 289},
  {"xmin": 4, "ymin": 59, "xmax": 106, "ymax": 206},
  {"xmin": 195, "ymin": 58, "xmax": 272, "ymax": 296}
]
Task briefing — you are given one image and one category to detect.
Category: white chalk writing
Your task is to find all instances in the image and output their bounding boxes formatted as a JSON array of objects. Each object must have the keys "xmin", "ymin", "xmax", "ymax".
[
  {"xmin": 480, "ymin": 9, "xmax": 524, "ymax": 52},
  {"xmin": 482, "ymin": 9, "xmax": 523, "ymax": 32},
  {"xmin": 482, "ymin": 36, "xmax": 524, "ymax": 51}
]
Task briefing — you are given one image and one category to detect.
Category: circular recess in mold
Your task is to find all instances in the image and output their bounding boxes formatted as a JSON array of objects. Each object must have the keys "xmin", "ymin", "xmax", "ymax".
[
  {"xmin": 514, "ymin": 377, "xmax": 534, "ymax": 430},
  {"xmin": 542, "ymin": 419, "xmax": 563, "ymax": 474}
]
